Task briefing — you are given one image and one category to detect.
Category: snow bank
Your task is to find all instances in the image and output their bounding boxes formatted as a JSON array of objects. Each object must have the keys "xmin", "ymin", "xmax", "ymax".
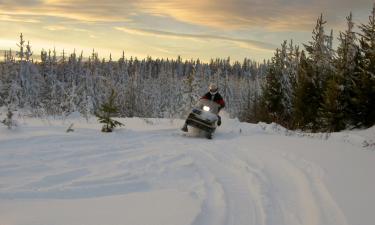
[{"xmin": 258, "ymin": 122, "xmax": 375, "ymax": 150}]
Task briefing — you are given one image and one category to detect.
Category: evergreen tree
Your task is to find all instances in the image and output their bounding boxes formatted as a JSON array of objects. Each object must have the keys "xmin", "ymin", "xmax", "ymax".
[
  {"xmin": 320, "ymin": 78, "xmax": 346, "ymax": 131},
  {"xmin": 303, "ymin": 14, "xmax": 335, "ymax": 130},
  {"xmin": 261, "ymin": 49, "xmax": 283, "ymax": 124},
  {"xmin": 355, "ymin": 4, "xmax": 375, "ymax": 127},
  {"xmin": 280, "ymin": 40, "xmax": 299, "ymax": 127},
  {"xmin": 0, "ymin": 50, "xmax": 17, "ymax": 107},
  {"xmin": 293, "ymin": 51, "xmax": 320, "ymax": 131},
  {"xmin": 321, "ymin": 12, "xmax": 358, "ymax": 131},
  {"xmin": 179, "ymin": 66, "xmax": 200, "ymax": 117},
  {"xmin": 96, "ymin": 89, "xmax": 124, "ymax": 132},
  {"xmin": 0, "ymin": 34, "xmax": 270, "ymax": 122},
  {"xmin": 304, "ymin": 14, "xmax": 335, "ymax": 86},
  {"xmin": 16, "ymin": 35, "xmax": 43, "ymax": 113},
  {"xmin": 40, "ymin": 49, "xmax": 61, "ymax": 115}
]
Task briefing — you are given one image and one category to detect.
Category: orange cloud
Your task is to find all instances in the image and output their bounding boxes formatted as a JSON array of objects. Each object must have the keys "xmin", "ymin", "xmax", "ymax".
[
  {"xmin": 134, "ymin": 0, "xmax": 318, "ymax": 30},
  {"xmin": 0, "ymin": 0, "xmax": 134, "ymax": 22},
  {"xmin": 134, "ymin": 0, "xmax": 372, "ymax": 30},
  {"xmin": 115, "ymin": 26, "xmax": 276, "ymax": 51},
  {"xmin": 0, "ymin": 14, "xmax": 40, "ymax": 23},
  {"xmin": 44, "ymin": 25, "xmax": 67, "ymax": 31},
  {"xmin": 1, "ymin": 0, "xmax": 372, "ymax": 31},
  {"xmin": 0, "ymin": 0, "xmax": 373, "ymax": 63}
]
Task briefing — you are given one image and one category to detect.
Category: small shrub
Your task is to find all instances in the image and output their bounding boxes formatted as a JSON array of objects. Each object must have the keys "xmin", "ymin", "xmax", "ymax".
[
  {"xmin": 96, "ymin": 90, "xmax": 124, "ymax": 132},
  {"xmin": 2, "ymin": 108, "xmax": 17, "ymax": 129}
]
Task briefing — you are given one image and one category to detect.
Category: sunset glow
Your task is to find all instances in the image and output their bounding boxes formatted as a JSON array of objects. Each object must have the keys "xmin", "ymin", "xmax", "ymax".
[{"xmin": 0, "ymin": 0, "xmax": 372, "ymax": 62}]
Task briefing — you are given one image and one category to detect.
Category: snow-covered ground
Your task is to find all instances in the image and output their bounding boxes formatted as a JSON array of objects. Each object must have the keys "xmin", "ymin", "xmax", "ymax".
[{"xmin": 0, "ymin": 114, "xmax": 374, "ymax": 225}]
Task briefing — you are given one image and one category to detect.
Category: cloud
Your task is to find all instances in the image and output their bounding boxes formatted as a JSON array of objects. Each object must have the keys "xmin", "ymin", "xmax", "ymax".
[
  {"xmin": 43, "ymin": 25, "xmax": 90, "ymax": 32},
  {"xmin": 0, "ymin": 0, "xmax": 373, "ymax": 62},
  {"xmin": 0, "ymin": 0, "xmax": 372, "ymax": 30},
  {"xmin": 0, "ymin": 14, "xmax": 40, "ymax": 23},
  {"xmin": 44, "ymin": 25, "xmax": 67, "ymax": 31},
  {"xmin": 150, "ymin": 47, "xmax": 173, "ymax": 54},
  {"xmin": 0, "ymin": 0, "xmax": 135, "ymax": 22},
  {"xmin": 0, "ymin": 0, "xmax": 42, "ymax": 6},
  {"xmin": 135, "ymin": 0, "xmax": 373, "ymax": 30},
  {"xmin": 115, "ymin": 26, "xmax": 277, "ymax": 51}
]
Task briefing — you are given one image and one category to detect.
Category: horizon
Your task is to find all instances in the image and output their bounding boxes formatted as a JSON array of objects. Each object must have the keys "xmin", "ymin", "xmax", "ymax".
[
  {"xmin": 0, "ymin": 1, "xmax": 373, "ymax": 63},
  {"xmin": 0, "ymin": 48, "xmax": 265, "ymax": 64}
]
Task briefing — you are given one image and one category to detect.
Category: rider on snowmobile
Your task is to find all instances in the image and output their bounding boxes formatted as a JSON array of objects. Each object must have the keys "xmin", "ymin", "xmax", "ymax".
[
  {"xmin": 181, "ymin": 83, "xmax": 225, "ymax": 132},
  {"xmin": 201, "ymin": 83, "xmax": 225, "ymax": 112}
]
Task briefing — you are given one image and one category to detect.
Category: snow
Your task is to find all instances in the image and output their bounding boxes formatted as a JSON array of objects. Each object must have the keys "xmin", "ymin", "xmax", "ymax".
[{"xmin": 0, "ymin": 114, "xmax": 374, "ymax": 225}]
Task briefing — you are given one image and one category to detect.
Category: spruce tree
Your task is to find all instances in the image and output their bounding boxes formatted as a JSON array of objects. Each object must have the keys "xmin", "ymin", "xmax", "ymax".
[
  {"xmin": 293, "ymin": 51, "xmax": 320, "ymax": 131},
  {"xmin": 304, "ymin": 14, "xmax": 335, "ymax": 86},
  {"xmin": 321, "ymin": 13, "xmax": 358, "ymax": 131},
  {"xmin": 261, "ymin": 49, "xmax": 284, "ymax": 124},
  {"xmin": 96, "ymin": 89, "xmax": 124, "ymax": 132},
  {"xmin": 303, "ymin": 14, "xmax": 335, "ymax": 130},
  {"xmin": 356, "ymin": 4, "xmax": 375, "ymax": 127},
  {"xmin": 179, "ymin": 66, "xmax": 201, "ymax": 117},
  {"xmin": 279, "ymin": 40, "xmax": 299, "ymax": 127},
  {"xmin": 320, "ymin": 78, "xmax": 346, "ymax": 131}
]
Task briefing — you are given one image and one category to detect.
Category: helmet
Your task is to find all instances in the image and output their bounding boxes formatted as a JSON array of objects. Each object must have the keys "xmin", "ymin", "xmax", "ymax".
[{"xmin": 209, "ymin": 83, "xmax": 218, "ymax": 93}]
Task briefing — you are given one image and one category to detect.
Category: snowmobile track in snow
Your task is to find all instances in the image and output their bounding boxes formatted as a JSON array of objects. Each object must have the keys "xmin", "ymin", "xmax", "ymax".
[{"xmin": 1, "ymin": 117, "xmax": 373, "ymax": 225}]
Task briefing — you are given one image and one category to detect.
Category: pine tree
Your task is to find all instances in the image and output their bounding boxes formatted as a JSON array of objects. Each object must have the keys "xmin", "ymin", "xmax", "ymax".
[
  {"xmin": 96, "ymin": 89, "xmax": 124, "ymax": 132},
  {"xmin": 280, "ymin": 40, "xmax": 299, "ymax": 127},
  {"xmin": 0, "ymin": 50, "xmax": 16, "ymax": 107},
  {"xmin": 0, "ymin": 79, "xmax": 4, "ymax": 107},
  {"xmin": 321, "ymin": 12, "xmax": 358, "ymax": 131},
  {"xmin": 302, "ymin": 14, "xmax": 335, "ymax": 130},
  {"xmin": 0, "ymin": 34, "xmax": 270, "ymax": 121},
  {"xmin": 17, "ymin": 36, "xmax": 39, "ymax": 111},
  {"xmin": 320, "ymin": 78, "xmax": 346, "ymax": 131},
  {"xmin": 16, "ymin": 33, "xmax": 25, "ymax": 62},
  {"xmin": 178, "ymin": 64, "xmax": 201, "ymax": 117},
  {"xmin": 355, "ymin": 4, "xmax": 375, "ymax": 127},
  {"xmin": 293, "ymin": 51, "xmax": 320, "ymax": 130},
  {"xmin": 304, "ymin": 14, "xmax": 335, "ymax": 87},
  {"xmin": 304, "ymin": 15, "xmax": 335, "ymax": 77},
  {"xmin": 261, "ymin": 49, "xmax": 283, "ymax": 124}
]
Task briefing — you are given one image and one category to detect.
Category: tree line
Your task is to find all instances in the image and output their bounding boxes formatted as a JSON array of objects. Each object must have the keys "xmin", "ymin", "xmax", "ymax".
[
  {"xmin": 258, "ymin": 6, "xmax": 375, "ymax": 132},
  {"xmin": 0, "ymin": 36, "xmax": 263, "ymax": 121}
]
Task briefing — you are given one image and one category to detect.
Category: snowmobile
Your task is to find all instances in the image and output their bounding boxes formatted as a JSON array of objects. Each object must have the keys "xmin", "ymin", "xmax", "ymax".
[{"xmin": 183, "ymin": 98, "xmax": 220, "ymax": 139}]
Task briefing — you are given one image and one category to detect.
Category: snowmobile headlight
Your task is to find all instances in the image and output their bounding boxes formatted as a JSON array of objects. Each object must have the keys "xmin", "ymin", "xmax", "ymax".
[{"xmin": 203, "ymin": 106, "xmax": 210, "ymax": 112}]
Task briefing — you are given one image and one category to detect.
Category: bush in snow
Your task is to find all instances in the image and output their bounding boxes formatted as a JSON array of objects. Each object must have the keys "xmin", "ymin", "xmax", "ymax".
[
  {"xmin": 1, "ymin": 108, "xmax": 17, "ymax": 129},
  {"xmin": 96, "ymin": 90, "xmax": 124, "ymax": 132},
  {"xmin": 66, "ymin": 123, "xmax": 74, "ymax": 133}
]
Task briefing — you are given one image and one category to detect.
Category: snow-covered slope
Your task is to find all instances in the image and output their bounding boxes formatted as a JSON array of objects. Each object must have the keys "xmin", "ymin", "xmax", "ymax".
[{"xmin": 0, "ymin": 115, "xmax": 374, "ymax": 225}]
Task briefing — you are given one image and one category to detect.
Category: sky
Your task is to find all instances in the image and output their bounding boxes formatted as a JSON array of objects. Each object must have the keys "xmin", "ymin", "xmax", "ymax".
[{"xmin": 0, "ymin": 0, "xmax": 373, "ymax": 62}]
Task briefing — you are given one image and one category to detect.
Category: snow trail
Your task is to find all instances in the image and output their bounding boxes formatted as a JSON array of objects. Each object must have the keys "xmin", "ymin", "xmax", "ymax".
[{"xmin": 0, "ymin": 117, "xmax": 373, "ymax": 225}]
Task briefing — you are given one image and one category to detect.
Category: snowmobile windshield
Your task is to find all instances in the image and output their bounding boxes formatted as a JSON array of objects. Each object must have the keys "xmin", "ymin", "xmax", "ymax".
[{"xmin": 196, "ymin": 99, "xmax": 220, "ymax": 114}]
